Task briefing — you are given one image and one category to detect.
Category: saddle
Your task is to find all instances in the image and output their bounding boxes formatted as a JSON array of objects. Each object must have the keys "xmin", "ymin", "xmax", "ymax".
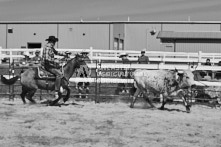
[{"xmin": 35, "ymin": 66, "xmax": 63, "ymax": 80}]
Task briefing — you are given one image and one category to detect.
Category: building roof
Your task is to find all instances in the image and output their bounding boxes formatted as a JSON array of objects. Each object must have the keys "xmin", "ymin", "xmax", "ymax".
[{"xmin": 157, "ymin": 31, "xmax": 221, "ymax": 39}]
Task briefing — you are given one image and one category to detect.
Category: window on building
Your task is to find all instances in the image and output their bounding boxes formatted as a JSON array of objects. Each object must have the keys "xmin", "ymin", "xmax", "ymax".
[
  {"xmin": 114, "ymin": 38, "xmax": 124, "ymax": 50},
  {"xmin": 8, "ymin": 28, "xmax": 13, "ymax": 33},
  {"xmin": 27, "ymin": 42, "xmax": 42, "ymax": 49}
]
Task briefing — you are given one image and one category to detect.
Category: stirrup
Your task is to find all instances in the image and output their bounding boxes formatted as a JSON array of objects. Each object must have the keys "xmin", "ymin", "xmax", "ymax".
[
  {"xmin": 60, "ymin": 87, "xmax": 64, "ymax": 93},
  {"xmin": 55, "ymin": 92, "xmax": 59, "ymax": 99}
]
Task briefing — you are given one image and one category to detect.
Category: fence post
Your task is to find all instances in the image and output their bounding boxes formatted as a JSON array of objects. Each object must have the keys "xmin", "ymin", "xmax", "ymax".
[
  {"xmin": 115, "ymin": 52, "xmax": 118, "ymax": 63},
  {"xmin": 0, "ymin": 46, "xmax": 2, "ymax": 64},
  {"xmin": 198, "ymin": 51, "xmax": 202, "ymax": 66},
  {"xmin": 95, "ymin": 60, "xmax": 100, "ymax": 103},
  {"xmin": 9, "ymin": 49, "xmax": 13, "ymax": 64},
  {"xmin": 98, "ymin": 53, "xmax": 101, "ymax": 63},
  {"xmin": 212, "ymin": 55, "xmax": 215, "ymax": 66},
  {"xmin": 40, "ymin": 47, "xmax": 43, "ymax": 56},
  {"xmin": 89, "ymin": 47, "xmax": 93, "ymax": 63}
]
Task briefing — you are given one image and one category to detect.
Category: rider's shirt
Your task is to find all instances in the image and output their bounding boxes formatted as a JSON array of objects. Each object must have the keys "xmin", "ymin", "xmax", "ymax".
[
  {"xmin": 138, "ymin": 55, "xmax": 149, "ymax": 64},
  {"xmin": 42, "ymin": 43, "xmax": 56, "ymax": 62},
  {"xmin": 42, "ymin": 43, "xmax": 64, "ymax": 68}
]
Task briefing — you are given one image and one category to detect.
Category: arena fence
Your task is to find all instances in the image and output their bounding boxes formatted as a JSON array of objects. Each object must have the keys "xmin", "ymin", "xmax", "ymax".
[
  {"xmin": 1, "ymin": 47, "xmax": 221, "ymax": 65},
  {"xmin": 0, "ymin": 55, "xmax": 221, "ymax": 106}
]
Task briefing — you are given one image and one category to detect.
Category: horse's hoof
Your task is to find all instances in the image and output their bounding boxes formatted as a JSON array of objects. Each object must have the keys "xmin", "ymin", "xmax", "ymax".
[
  {"xmin": 150, "ymin": 106, "xmax": 157, "ymax": 110},
  {"xmin": 31, "ymin": 101, "xmax": 36, "ymax": 104},
  {"xmin": 130, "ymin": 105, "xmax": 134, "ymax": 108},
  {"xmin": 63, "ymin": 98, "xmax": 68, "ymax": 103},
  {"xmin": 45, "ymin": 100, "xmax": 55, "ymax": 106},
  {"xmin": 49, "ymin": 102, "xmax": 56, "ymax": 106},
  {"xmin": 186, "ymin": 105, "xmax": 191, "ymax": 113}
]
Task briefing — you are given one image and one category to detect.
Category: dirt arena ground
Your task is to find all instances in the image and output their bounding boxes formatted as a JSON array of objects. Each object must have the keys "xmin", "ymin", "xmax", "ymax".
[{"xmin": 0, "ymin": 98, "xmax": 221, "ymax": 147}]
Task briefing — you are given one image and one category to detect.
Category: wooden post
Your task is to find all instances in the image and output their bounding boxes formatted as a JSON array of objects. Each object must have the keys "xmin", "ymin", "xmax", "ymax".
[
  {"xmin": 0, "ymin": 46, "xmax": 2, "ymax": 64},
  {"xmin": 95, "ymin": 60, "xmax": 98, "ymax": 103},
  {"xmin": 9, "ymin": 49, "xmax": 13, "ymax": 64},
  {"xmin": 198, "ymin": 51, "xmax": 202, "ymax": 66},
  {"xmin": 115, "ymin": 52, "xmax": 117, "ymax": 63},
  {"xmin": 89, "ymin": 47, "xmax": 93, "ymax": 63}
]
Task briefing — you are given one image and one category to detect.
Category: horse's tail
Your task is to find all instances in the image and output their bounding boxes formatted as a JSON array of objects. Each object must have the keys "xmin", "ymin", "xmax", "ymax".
[{"xmin": 0, "ymin": 75, "xmax": 20, "ymax": 85}]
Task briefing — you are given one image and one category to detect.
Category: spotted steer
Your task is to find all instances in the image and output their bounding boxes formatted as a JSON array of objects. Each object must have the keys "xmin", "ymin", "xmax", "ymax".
[{"xmin": 130, "ymin": 69, "xmax": 196, "ymax": 113}]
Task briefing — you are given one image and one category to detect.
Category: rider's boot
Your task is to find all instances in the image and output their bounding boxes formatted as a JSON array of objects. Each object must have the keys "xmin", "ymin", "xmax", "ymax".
[{"xmin": 60, "ymin": 86, "xmax": 64, "ymax": 93}]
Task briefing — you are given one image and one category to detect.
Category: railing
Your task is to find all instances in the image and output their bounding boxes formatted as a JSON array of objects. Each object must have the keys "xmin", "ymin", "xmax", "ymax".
[{"xmin": 1, "ymin": 47, "xmax": 221, "ymax": 65}]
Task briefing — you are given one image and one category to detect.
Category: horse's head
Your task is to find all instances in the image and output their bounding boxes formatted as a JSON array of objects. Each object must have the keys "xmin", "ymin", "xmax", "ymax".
[{"xmin": 74, "ymin": 53, "xmax": 87, "ymax": 68}]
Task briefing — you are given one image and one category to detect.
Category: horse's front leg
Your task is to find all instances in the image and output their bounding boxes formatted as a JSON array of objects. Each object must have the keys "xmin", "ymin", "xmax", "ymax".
[
  {"xmin": 63, "ymin": 86, "xmax": 71, "ymax": 103},
  {"xmin": 26, "ymin": 89, "xmax": 37, "ymax": 104},
  {"xmin": 49, "ymin": 92, "xmax": 62, "ymax": 106}
]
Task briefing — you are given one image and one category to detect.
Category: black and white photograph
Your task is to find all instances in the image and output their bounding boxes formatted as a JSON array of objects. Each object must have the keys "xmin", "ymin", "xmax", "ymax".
[{"xmin": 0, "ymin": 0, "xmax": 221, "ymax": 146}]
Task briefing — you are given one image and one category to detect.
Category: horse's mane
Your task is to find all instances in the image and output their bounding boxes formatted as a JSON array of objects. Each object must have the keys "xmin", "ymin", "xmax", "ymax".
[
  {"xmin": 64, "ymin": 54, "xmax": 84, "ymax": 68},
  {"xmin": 63, "ymin": 56, "xmax": 76, "ymax": 68}
]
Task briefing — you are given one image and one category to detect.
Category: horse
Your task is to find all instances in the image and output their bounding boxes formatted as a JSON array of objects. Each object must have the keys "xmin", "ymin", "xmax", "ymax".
[{"xmin": 1, "ymin": 54, "xmax": 87, "ymax": 106}]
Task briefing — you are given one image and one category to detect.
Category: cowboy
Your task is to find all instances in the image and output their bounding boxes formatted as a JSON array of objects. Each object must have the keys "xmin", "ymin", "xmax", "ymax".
[
  {"xmin": 41, "ymin": 36, "xmax": 66, "ymax": 99},
  {"xmin": 76, "ymin": 50, "xmax": 91, "ymax": 98},
  {"xmin": 138, "ymin": 49, "xmax": 149, "ymax": 64},
  {"xmin": 204, "ymin": 58, "xmax": 212, "ymax": 66},
  {"xmin": 81, "ymin": 50, "xmax": 90, "ymax": 63},
  {"xmin": 19, "ymin": 52, "xmax": 31, "ymax": 67},
  {"xmin": 31, "ymin": 50, "xmax": 42, "ymax": 64},
  {"xmin": 202, "ymin": 58, "xmax": 212, "ymax": 80},
  {"xmin": 119, "ymin": 52, "xmax": 130, "ymax": 64},
  {"xmin": 115, "ymin": 52, "xmax": 131, "ymax": 95}
]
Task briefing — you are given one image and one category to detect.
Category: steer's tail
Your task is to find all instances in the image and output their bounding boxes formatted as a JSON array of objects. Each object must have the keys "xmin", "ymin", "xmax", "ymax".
[{"xmin": 1, "ymin": 75, "xmax": 20, "ymax": 85}]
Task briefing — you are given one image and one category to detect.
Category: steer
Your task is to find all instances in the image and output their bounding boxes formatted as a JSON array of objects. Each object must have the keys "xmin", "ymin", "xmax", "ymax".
[{"xmin": 130, "ymin": 69, "xmax": 195, "ymax": 113}]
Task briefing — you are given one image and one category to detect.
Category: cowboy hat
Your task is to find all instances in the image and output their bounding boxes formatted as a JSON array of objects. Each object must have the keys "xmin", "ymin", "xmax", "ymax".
[
  {"xmin": 119, "ymin": 52, "xmax": 128, "ymax": 58},
  {"xmin": 23, "ymin": 51, "xmax": 30, "ymax": 56},
  {"xmin": 65, "ymin": 51, "xmax": 72, "ymax": 54},
  {"xmin": 81, "ymin": 49, "xmax": 89, "ymax": 54},
  {"xmin": 141, "ymin": 48, "xmax": 146, "ymax": 53},
  {"xmin": 45, "ymin": 36, "xmax": 58, "ymax": 42}
]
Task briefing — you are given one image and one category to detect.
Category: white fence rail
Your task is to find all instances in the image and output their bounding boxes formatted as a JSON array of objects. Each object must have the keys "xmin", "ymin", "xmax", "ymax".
[
  {"xmin": 1, "ymin": 47, "xmax": 221, "ymax": 65},
  {"xmin": 3, "ymin": 75, "xmax": 220, "ymax": 87},
  {"xmin": 68, "ymin": 77, "xmax": 221, "ymax": 87},
  {"xmin": 87, "ymin": 63, "xmax": 221, "ymax": 71}
]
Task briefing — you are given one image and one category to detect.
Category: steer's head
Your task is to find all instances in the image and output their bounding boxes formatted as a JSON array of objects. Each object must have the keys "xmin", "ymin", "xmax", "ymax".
[{"xmin": 176, "ymin": 70, "xmax": 196, "ymax": 89}]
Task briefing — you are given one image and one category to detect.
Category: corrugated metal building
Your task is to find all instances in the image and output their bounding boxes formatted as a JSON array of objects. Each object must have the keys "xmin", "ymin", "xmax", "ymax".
[
  {"xmin": 1, "ymin": 21, "xmax": 221, "ymax": 53},
  {"xmin": 157, "ymin": 31, "xmax": 221, "ymax": 53}
]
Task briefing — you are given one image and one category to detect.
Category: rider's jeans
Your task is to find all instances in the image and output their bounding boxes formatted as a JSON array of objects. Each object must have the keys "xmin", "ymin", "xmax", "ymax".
[{"xmin": 46, "ymin": 67, "xmax": 63, "ymax": 92}]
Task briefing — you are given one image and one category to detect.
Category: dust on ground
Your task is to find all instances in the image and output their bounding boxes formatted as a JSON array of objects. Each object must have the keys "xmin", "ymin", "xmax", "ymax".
[{"xmin": 0, "ymin": 98, "xmax": 221, "ymax": 147}]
